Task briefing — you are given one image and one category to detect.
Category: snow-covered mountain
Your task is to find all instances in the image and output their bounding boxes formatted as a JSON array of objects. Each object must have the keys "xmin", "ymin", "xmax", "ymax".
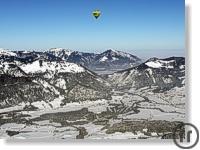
[
  {"xmin": 90, "ymin": 49, "xmax": 141, "ymax": 72},
  {"xmin": 0, "ymin": 48, "xmax": 17, "ymax": 57},
  {"xmin": 67, "ymin": 51, "xmax": 97, "ymax": 66},
  {"xmin": 0, "ymin": 62, "xmax": 27, "ymax": 77},
  {"xmin": 47, "ymin": 48, "xmax": 142, "ymax": 72},
  {"xmin": 0, "ymin": 50, "xmax": 185, "ymax": 140},
  {"xmin": 47, "ymin": 48, "xmax": 73, "ymax": 60},
  {"xmin": 20, "ymin": 60, "xmax": 85, "ymax": 75},
  {"xmin": 96, "ymin": 49, "xmax": 141, "ymax": 63},
  {"xmin": 108, "ymin": 57, "xmax": 185, "ymax": 91},
  {"xmin": 47, "ymin": 48, "xmax": 141, "ymax": 72},
  {"xmin": 0, "ymin": 48, "xmax": 142, "ymax": 73},
  {"xmin": 0, "ymin": 49, "xmax": 62, "ymax": 65},
  {"xmin": 0, "ymin": 58, "xmax": 111, "ymax": 109}
]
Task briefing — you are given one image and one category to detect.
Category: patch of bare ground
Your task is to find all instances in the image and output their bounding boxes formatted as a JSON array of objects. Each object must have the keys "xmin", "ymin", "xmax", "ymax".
[{"xmin": 105, "ymin": 120, "xmax": 184, "ymax": 138}]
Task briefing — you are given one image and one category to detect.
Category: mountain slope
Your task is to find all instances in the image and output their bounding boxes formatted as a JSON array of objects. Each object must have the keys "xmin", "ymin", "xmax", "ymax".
[
  {"xmin": 67, "ymin": 51, "xmax": 97, "ymax": 66},
  {"xmin": 0, "ymin": 48, "xmax": 17, "ymax": 57},
  {"xmin": 0, "ymin": 58, "xmax": 111, "ymax": 109},
  {"xmin": 0, "ymin": 53, "xmax": 186, "ymax": 140},
  {"xmin": 108, "ymin": 57, "xmax": 185, "ymax": 91},
  {"xmin": 46, "ymin": 48, "xmax": 142, "ymax": 73},
  {"xmin": 90, "ymin": 49, "xmax": 141, "ymax": 71},
  {"xmin": 1, "ymin": 48, "xmax": 142, "ymax": 73},
  {"xmin": 47, "ymin": 48, "xmax": 73, "ymax": 60}
]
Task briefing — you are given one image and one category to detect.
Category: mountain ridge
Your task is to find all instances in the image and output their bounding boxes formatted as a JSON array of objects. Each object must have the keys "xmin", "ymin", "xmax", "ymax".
[
  {"xmin": 0, "ymin": 57, "xmax": 111, "ymax": 109},
  {"xmin": 0, "ymin": 48, "xmax": 142, "ymax": 73},
  {"xmin": 108, "ymin": 56, "xmax": 185, "ymax": 91}
]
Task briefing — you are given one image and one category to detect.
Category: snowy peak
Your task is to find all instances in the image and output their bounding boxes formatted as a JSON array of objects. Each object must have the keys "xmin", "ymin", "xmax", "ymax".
[
  {"xmin": 0, "ymin": 48, "xmax": 17, "ymax": 57},
  {"xmin": 0, "ymin": 55, "xmax": 111, "ymax": 109},
  {"xmin": 145, "ymin": 58, "xmax": 175, "ymax": 69},
  {"xmin": 0, "ymin": 61, "xmax": 27, "ymax": 77},
  {"xmin": 144, "ymin": 57, "xmax": 185, "ymax": 69},
  {"xmin": 90, "ymin": 49, "xmax": 142, "ymax": 72},
  {"xmin": 108, "ymin": 57, "xmax": 185, "ymax": 91},
  {"xmin": 19, "ymin": 59, "xmax": 85, "ymax": 75},
  {"xmin": 0, "ymin": 48, "xmax": 142, "ymax": 73},
  {"xmin": 98, "ymin": 49, "xmax": 141, "ymax": 62},
  {"xmin": 48, "ymin": 48, "xmax": 73, "ymax": 59},
  {"xmin": 67, "ymin": 51, "xmax": 97, "ymax": 66}
]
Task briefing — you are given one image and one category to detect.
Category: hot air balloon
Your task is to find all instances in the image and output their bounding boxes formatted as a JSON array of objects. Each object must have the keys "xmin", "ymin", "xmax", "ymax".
[{"xmin": 92, "ymin": 10, "xmax": 101, "ymax": 19}]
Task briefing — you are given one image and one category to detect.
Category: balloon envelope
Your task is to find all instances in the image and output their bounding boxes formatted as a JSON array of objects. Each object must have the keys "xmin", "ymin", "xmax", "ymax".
[{"xmin": 93, "ymin": 10, "xmax": 101, "ymax": 19}]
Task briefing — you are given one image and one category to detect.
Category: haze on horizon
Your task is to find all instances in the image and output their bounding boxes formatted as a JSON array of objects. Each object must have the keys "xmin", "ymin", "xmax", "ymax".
[{"xmin": 0, "ymin": 0, "xmax": 185, "ymax": 58}]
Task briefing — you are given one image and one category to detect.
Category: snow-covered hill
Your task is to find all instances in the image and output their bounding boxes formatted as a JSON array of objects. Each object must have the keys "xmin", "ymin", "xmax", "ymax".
[
  {"xmin": 0, "ymin": 57, "xmax": 111, "ymax": 109},
  {"xmin": 1, "ymin": 48, "xmax": 142, "ymax": 73},
  {"xmin": 108, "ymin": 57, "xmax": 185, "ymax": 91},
  {"xmin": 0, "ymin": 62, "xmax": 26, "ymax": 77},
  {"xmin": 0, "ymin": 48, "xmax": 17, "ymax": 57},
  {"xmin": 90, "ymin": 49, "xmax": 141, "ymax": 72},
  {"xmin": 0, "ymin": 49, "xmax": 185, "ymax": 140},
  {"xmin": 20, "ymin": 60, "xmax": 85, "ymax": 75},
  {"xmin": 48, "ymin": 48, "xmax": 73, "ymax": 60},
  {"xmin": 47, "ymin": 48, "xmax": 141, "ymax": 73},
  {"xmin": 97, "ymin": 49, "xmax": 140, "ymax": 62}
]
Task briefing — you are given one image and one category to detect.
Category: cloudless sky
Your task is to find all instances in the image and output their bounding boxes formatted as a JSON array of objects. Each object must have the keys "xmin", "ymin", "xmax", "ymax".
[{"xmin": 0, "ymin": 0, "xmax": 185, "ymax": 58}]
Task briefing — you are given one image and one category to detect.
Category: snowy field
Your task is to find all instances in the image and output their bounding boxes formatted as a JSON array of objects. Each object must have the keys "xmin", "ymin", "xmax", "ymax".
[{"xmin": 0, "ymin": 86, "xmax": 185, "ymax": 140}]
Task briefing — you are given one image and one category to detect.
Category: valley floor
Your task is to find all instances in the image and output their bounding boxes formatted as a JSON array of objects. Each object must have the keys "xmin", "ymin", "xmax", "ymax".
[{"xmin": 0, "ymin": 86, "xmax": 185, "ymax": 140}]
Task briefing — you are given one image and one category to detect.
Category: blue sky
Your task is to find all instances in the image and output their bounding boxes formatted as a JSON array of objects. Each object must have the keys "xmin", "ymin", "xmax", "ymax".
[{"xmin": 0, "ymin": 0, "xmax": 185, "ymax": 58}]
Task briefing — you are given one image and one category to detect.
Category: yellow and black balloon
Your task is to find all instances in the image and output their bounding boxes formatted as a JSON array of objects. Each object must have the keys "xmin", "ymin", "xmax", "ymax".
[{"xmin": 92, "ymin": 10, "xmax": 101, "ymax": 19}]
